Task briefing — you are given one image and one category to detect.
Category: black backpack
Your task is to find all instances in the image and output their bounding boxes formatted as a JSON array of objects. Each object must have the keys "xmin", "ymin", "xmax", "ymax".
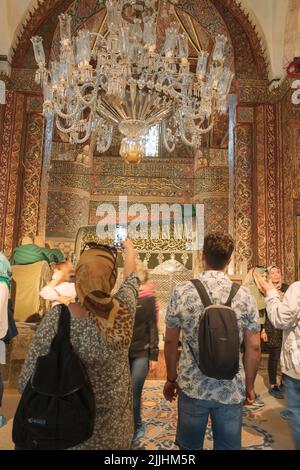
[
  {"xmin": 188, "ymin": 279, "xmax": 240, "ymax": 381},
  {"xmin": 12, "ymin": 305, "xmax": 95, "ymax": 450}
]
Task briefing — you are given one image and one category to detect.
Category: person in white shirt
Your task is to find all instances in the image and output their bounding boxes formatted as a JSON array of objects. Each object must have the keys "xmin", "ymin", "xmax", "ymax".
[
  {"xmin": 40, "ymin": 260, "xmax": 76, "ymax": 307},
  {"xmin": 0, "ymin": 252, "xmax": 12, "ymax": 427},
  {"xmin": 256, "ymin": 276, "xmax": 300, "ymax": 450}
]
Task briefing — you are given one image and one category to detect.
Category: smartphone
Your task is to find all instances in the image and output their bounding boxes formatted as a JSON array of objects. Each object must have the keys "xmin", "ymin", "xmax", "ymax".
[{"xmin": 113, "ymin": 225, "xmax": 127, "ymax": 249}]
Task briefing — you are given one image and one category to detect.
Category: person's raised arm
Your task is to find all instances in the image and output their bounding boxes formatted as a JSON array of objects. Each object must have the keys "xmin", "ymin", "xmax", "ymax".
[
  {"xmin": 256, "ymin": 278, "xmax": 300, "ymax": 330},
  {"xmin": 122, "ymin": 240, "xmax": 137, "ymax": 278}
]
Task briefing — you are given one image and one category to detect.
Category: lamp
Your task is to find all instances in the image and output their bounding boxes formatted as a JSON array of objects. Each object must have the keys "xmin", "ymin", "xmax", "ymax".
[{"xmin": 31, "ymin": 0, "xmax": 234, "ymax": 163}]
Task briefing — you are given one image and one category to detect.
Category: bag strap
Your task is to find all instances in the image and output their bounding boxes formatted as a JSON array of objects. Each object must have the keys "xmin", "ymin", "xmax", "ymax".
[
  {"xmin": 51, "ymin": 304, "xmax": 71, "ymax": 351},
  {"xmin": 58, "ymin": 304, "xmax": 71, "ymax": 338},
  {"xmin": 225, "ymin": 283, "xmax": 240, "ymax": 307},
  {"xmin": 187, "ymin": 341, "xmax": 199, "ymax": 368},
  {"xmin": 190, "ymin": 279, "xmax": 212, "ymax": 308}
]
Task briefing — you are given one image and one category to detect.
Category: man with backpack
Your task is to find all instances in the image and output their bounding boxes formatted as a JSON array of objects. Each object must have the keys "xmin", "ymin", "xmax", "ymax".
[{"xmin": 164, "ymin": 233, "xmax": 261, "ymax": 450}]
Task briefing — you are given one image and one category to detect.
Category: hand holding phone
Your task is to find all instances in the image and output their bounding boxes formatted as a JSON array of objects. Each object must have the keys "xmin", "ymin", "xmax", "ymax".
[
  {"xmin": 113, "ymin": 225, "xmax": 127, "ymax": 249},
  {"xmin": 255, "ymin": 275, "xmax": 274, "ymax": 295}
]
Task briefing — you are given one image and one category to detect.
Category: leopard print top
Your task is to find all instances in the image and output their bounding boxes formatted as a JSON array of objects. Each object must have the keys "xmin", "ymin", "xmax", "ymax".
[{"xmin": 19, "ymin": 272, "xmax": 140, "ymax": 450}]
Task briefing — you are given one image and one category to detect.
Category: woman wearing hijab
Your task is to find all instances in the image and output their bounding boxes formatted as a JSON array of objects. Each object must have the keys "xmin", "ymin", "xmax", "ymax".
[
  {"xmin": 263, "ymin": 266, "xmax": 289, "ymax": 399},
  {"xmin": 19, "ymin": 240, "xmax": 140, "ymax": 449},
  {"xmin": 242, "ymin": 267, "xmax": 267, "ymax": 408},
  {"xmin": 0, "ymin": 252, "xmax": 12, "ymax": 427}
]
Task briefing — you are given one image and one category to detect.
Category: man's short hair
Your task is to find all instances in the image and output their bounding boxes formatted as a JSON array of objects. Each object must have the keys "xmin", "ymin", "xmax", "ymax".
[{"xmin": 203, "ymin": 233, "xmax": 234, "ymax": 270}]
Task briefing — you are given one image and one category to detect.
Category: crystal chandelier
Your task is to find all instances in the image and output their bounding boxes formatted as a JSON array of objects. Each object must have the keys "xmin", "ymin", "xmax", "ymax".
[{"xmin": 31, "ymin": 0, "xmax": 234, "ymax": 164}]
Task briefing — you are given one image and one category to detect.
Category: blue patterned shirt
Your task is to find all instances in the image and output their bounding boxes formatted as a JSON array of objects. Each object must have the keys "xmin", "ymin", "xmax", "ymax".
[{"xmin": 165, "ymin": 270, "xmax": 260, "ymax": 404}]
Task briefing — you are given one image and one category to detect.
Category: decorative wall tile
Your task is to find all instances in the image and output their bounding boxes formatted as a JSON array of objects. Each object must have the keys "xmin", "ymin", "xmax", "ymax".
[
  {"xmin": 4, "ymin": 94, "xmax": 26, "ymax": 255},
  {"xmin": 194, "ymin": 167, "xmax": 229, "ymax": 194},
  {"xmin": 254, "ymin": 105, "xmax": 267, "ymax": 266},
  {"xmin": 234, "ymin": 125, "xmax": 253, "ymax": 268},
  {"xmin": 19, "ymin": 112, "xmax": 44, "ymax": 239},
  {"xmin": 46, "ymin": 191, "xmax": 89, "ymax": 237}
]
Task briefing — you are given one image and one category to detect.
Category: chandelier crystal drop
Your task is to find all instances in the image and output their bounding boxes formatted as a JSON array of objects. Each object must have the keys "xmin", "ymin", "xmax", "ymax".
[{"xmin": 31, "ymin": 0, "xmax": 234, "ymax": 163}]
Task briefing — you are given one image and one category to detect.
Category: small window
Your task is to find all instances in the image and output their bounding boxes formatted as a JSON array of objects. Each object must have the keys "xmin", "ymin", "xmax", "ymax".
[{"xmin": 144, "ymin": 124, "xmax": 159, "ymax": 157}]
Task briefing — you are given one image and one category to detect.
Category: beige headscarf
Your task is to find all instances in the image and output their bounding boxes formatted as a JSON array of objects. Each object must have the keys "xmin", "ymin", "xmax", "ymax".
[
  {"xmin": 75, "ymin": 247, "xmax": 133, "ymax": 349},
  {"xmin": 243, "ymin": 266, "xmax": 267, "ymax": 311}
]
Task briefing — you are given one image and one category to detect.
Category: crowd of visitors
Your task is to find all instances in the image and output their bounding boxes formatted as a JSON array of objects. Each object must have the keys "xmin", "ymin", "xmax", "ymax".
[{"xmin": 0, "ymin": 232, "xmax": 299, "ymax": 450}]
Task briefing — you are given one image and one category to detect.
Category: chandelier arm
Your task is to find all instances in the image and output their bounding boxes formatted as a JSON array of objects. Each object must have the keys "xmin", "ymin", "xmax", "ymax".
[
  {"xmin": 178, "ymin": 113, "xmax": 195, "ymax": 147},
  {"xmin": 158, "ymin": 75, "xmax": 174, "ymax": 90},
  {"xmin": 97, "ymin": 124, "xmax": 113, "ymax": 153},
  {"xmin": 97, "ymin": 102, "xmax": 121, "ymax": 124},
  {"xmin": 106, "ymin": 97, "xmax": 128, "ymax": 120},
  {"xmin": 184, "ymin": 111, "xmax": 206, "ymax": 122},
  {"xmin": 196, "ymin": 121, "xmax": 214, "ymax": 134},
  {"xmin": 55, "ymin": 111, "xmax": 93, "ymax": 143},
  {"xmin": 162, "ymin": 122, "xmax": 176, "ymax": 153},
  {"xmin": 53, "ymin": 99, "xmax": 81, "ymax": 120},
  {"xmin": 55, "ymin": 115, "xmax": 78, "ymax": 134},
  {"xmin": 77, "ymin": 113, "xmax": 94, "ymax": 143},
  {"xmin": 146, "ymin": 107, "xmax": 173, "ymax": 126},
  {"xmin": 72, "ymin": 132, "xmax": 91, "ymax": 144},
  {"xmin": 74, "ymin": 82, "xmax": 98, "ymax": 107},
  {"xmin": 139, "ymin": 93, "xmax": 153, "ymax": 121}
]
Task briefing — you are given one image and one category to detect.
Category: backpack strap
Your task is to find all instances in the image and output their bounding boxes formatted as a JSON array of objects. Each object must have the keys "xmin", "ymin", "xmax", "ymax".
[
  {"xmin": 58, "ymin": 304, "xmax": 71, "ymax": 338},
  {"xmin": 190, "ymin": 279, "xmax": 212, "ymax": 307},
  {"xmin": 225, "ymin": 283, "xmax": 240, "ymax": 307},
  {"xmin": 187, "ymin": 280, "xmax": 211, "ymax": 367},
  {"xmin": 51, "ymin": 304, "xmax": 71, "ymax": 351}
]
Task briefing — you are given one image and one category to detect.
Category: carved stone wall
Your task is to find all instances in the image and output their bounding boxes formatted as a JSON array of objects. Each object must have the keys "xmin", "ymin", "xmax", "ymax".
[
  {"xmin": 264, "ymin": 104, "xmax": 284, "ymax": 269},
  {"xmin": 19, "ymin": 99, "xmax": 44, "ymax": 240},
  {"xmin": 90, "ymin": 156, "xmax": 194, "ymax": 202},
  {"xmin": 234, "ymin": 124, "xmax": 253, "ymax": 269},
  {"xmin": 46, "ymin": 155, "xmax": 195, "ymax": 242},
  {"xmin": 0, "ymin": 92, "xmax": 45, "ymax": 256},
  {"xmin": 254, "ymin": 105, "xmax": 267, "ymax": 266},
  {"xmin": 194, "ymin": 154, "xmax": 229, "ymax": 237},
  {"xmin": 282, "ymin": 93, "xmax": 300, "ymax": 283},
  {"xmin": 0, "ymin": 92, "xmax": 26, "ymax": 256}
]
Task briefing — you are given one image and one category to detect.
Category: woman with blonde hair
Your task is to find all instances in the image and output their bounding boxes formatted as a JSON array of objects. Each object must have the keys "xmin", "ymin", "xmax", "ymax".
[{"xmin": 129, "ymin": 262, "xmax": 159, "ymax": 444}]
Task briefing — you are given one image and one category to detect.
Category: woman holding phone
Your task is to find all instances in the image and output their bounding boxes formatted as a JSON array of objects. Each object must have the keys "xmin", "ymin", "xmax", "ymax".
[{"xmin": 262, "ymin": 266, "xmax": 289, "ymax": 399}]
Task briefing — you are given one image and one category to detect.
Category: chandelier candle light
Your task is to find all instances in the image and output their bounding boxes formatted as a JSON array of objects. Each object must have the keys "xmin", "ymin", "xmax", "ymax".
[{"xmin": 31, "ymin": 0, "xmax": 234, "ymax": 164}]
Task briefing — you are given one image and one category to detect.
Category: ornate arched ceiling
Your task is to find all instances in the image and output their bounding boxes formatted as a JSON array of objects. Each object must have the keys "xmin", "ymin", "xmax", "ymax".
[
  {"xmin": 10, "ymin": 0, "xmax": 268, "ymax": 80},
  {"xmin": 48, "ymin": 0, "xmax": 233, "ymax": 70}
]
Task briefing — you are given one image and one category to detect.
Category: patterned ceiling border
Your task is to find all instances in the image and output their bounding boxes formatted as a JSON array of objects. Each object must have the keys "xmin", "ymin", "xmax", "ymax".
[
  {"xmin": 175, "ymin": 0, "xmax": 269, "ymax": 79},
  {"xmin": 10, "ymin": 0, "xmax": 269, "ymax": 80},
  {"xmin": 211, "ymin": 0, "xmax": 268, "ymax": 79},
  {"xmin": 10, "ymin": 0, "xmax": 74, "ymax": 66},
  {"xmin": 236, "ymin": 76, "xmax": 296, "ymax": 105},
  {"xmin": 234, "ymin": 0, "xmax": 270, "ymax": 77},
  {"xmin": 230, "ymin": 0, "xmax": 269, "ymax": 78}
]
